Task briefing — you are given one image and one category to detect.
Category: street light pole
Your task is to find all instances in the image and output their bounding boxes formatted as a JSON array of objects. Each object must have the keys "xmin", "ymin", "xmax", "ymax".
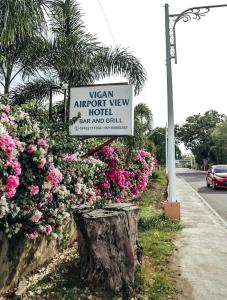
[
  {"xmin": 164, "ymin": 3, "xmax": 227, "ymax": 204},
  {"xmin": 165, "ymin": 4, "xmax": 176, "ymax": 202}
]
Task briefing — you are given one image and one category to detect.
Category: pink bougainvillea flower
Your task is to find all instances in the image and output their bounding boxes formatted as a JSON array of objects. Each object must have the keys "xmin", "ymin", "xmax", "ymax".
[
  {"xmin": 132, "ymin": 187, "xmax": 139, "ymax": 196},
  {"xmin": 63, "ymin": 153, "xmax": 78, "ymax": 162},
  {"xmin": 102, "ymin": 181, "xmax": 110, "ymax": 189},
  {"xmin": 0, "ymin": 113, "xmax": 10, "ymax": 124},
  {"xmin": 46, "ymin": 224, "xmax": 52, "ymax": 234},
  {"xmin": 38, "ymin": 138, "xmax": 49, "ymax": 148},
  {"xmin": 37, "ymin": 202, "xmax": 45, "ymax": 209},
  {"xmin": 142, "ymin": 164, "xmax": 151, "ymax": 175},
  {"xmin": 45, "ymin": 164, "xmax": 63, "ymax": 192},
  {"xmin": 135, "ymin": 149, "xmax": 149, "ymax": 161},
  {"xmin": 38, "ymin": 157, "xmax": 47, "ymax": 169},
  {"xmin": 0, "ymin": 135, "xmax": 16, "ymax": 154},
  {"xmin": 16, "ymin": 140, "xmax": 25, "ymax": 152},
  {"xmin": 2, "ymin": 104, "xmax": 10, "ymax": 114},
  {"xmin": 30, "ymin": 185, "xmax": 39, "ymax": 196},
  {"xmin": 27, "ymin": 144, "xmax": 37, "ymax": 154},
  {"xmin": 6, "ymin": 160, "xmax": 21, "ymax": 176},
  {"xmin": 5, "ymin": 189, "xmax": 16, "ymax": 199},
  {"xmin": 102, "ymin": 146, "xmax": 115, "ymax": 157},
  {"xmin": 5, "ymin": 175, "xmax": 19, "ymax": 191},
  {"xmin": 115, "ymin": 196, "xmax": 123, "ymax": 203},
  {"xmin": 31, "ymin": 210, "xmax": 42, "ymax": 223},
  {"xmin": 26, "ymin": 231, "xmax": 39, "ymax": 240},
  {"xmin": 95, "ymin": 190, "xmax": 101, "ymax": 196},
  {"xmin": 47, "ymin": 194, "xmax": 53, "ymax": 203}
]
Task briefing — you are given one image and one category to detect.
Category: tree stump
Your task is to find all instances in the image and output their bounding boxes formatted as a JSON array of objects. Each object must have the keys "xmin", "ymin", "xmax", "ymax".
[{"xmin": 74, "ymin": 203, "xmax": 141, "ymax": 292}]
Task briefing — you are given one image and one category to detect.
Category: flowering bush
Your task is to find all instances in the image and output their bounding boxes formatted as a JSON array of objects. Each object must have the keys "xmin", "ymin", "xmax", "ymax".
[
  {"xmin": 0, "ymin": 103, "xmax": 23, "ymax": 216},
  {"xmin": 58, "ymin": 147, "xmax": 156, "ymax": 209},
  {"xmin": 0, "ymin": 97, "xmax": 157, "ymax": 239},
  {"xmin": 0, "ymin": 98, "xmax": 70, "ymax": 239},
  {"xmin": 59, "ymin": 154, "xmax": 104, "ymax": 207},
  {"xmin": 93, "ymin": 146, "xmax": 156, "ymax": 204}
]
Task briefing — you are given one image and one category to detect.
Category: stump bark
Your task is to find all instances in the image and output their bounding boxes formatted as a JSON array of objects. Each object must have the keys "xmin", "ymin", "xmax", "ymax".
[{"xmin": 74, "ymin": 203, "xmax": 141, "ymax": 291}]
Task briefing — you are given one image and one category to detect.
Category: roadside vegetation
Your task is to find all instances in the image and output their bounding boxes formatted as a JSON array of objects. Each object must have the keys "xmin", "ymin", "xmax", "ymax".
[
  {"xmin": 149, "ymin": 110, "xmax": 227, "ymax": 171},
  {"xmin": 176, "ymin": 110, "xmax": 227, "ymax": 169},
  {"xmin": 135, "ymin": 169, "xmax": 181, "ymax": 300},
  {"xmin": 21, "ymin": 168, "xmax": 181, "ymax": 300}
]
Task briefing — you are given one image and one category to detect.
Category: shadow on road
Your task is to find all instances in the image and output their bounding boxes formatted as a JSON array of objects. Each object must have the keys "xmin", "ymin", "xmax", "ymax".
[
  {"xmin": 177, "ymin": 173, "xmax": 205, "ymax": 184},
  {"xmin": 197, "ymin": 186, "xmax": 227, "ymax": 194},
  {"xmin": 177, "ymin": 172, "xmax": 205, "ymax": 178}
]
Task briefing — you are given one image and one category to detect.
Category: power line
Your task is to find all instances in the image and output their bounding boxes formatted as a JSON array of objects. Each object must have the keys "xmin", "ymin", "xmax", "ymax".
[{"xmin": 97, "ymin": 0, "xmax": 117, "ymax": 45}]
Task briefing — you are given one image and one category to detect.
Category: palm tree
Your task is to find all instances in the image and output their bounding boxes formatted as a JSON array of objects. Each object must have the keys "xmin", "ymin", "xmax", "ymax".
[
  {"xmin": 0, "ymin": 0, "xmax": 47, "ymax": 94},
  {"xmin": 134, "ymin": 103, "xmax": 153, "ymax": 132},
  {"xmin": 11, "ymin": 0, "xmax": 146, "ymax": 105},
  {"xmin": 124, "ymin": 103, "xmax": 154, "ymax": 161},
  {"xmin": 0, "ymin": 37, "xmax": 47, "ymax": 94}
]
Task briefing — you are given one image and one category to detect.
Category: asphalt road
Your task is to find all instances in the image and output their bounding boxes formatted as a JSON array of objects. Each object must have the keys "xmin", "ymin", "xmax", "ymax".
[{"xmin": 176, "ymin": 168, "xmax": 227, "ymax": 222}]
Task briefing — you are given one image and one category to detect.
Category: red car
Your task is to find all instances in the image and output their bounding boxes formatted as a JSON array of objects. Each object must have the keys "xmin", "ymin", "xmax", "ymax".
[{"xmin": 206, "ymin": 165, "xmax": 227, "ymax": 189}]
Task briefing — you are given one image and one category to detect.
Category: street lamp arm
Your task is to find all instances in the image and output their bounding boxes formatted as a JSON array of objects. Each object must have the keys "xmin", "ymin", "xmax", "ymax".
[
  {"xmin": 173, "ymin": 4, "xmax": 227, "ymax": 27},
  {"xmin": 172, "ymin": 7, "xmax": 209, "ymax": 26},
  {"xmin": 168, "ymin": 3, "xmax": 227, "ymax": 63}
]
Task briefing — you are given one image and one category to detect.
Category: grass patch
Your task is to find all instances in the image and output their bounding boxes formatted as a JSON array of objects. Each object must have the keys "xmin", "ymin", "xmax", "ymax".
[{"xmin": 134, "ymin": 168, "xmax": 181, "ymax": 299}]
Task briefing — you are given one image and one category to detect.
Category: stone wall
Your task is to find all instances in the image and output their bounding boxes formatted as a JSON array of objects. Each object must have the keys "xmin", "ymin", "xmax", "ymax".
[{"xmin": 0, "ymin": 219, "xmax": 77, "ymax": 296}]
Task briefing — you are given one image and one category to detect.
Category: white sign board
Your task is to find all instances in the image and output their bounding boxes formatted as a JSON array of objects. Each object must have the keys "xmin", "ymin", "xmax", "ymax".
[{"xmin": 69, "ymin": 84, "xmax": 134, "ymax": 136}]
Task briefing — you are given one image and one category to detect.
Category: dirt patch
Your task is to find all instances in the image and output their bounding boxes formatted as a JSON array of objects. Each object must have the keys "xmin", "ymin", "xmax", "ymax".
[{"xmin": 169, "ymin": 235, "xmax": 194, "ymax": 300}]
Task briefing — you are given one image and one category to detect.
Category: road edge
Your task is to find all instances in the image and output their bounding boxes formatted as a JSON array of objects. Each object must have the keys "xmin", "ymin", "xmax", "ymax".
[{"xmin": 178, "ymin": 175, "xmax": 227, "ymax": 229}]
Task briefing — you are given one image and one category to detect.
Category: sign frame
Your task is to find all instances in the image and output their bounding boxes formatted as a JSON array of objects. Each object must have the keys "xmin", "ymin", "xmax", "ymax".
[{"xmin": 69, "ymin": 83, "xmax": 134, "ymax": 137}]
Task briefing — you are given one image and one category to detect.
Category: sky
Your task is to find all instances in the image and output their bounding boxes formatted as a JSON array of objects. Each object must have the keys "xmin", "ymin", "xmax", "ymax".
[{"xmin": 78, "ymin": 0, "xmax": 227, "ymax": 128}]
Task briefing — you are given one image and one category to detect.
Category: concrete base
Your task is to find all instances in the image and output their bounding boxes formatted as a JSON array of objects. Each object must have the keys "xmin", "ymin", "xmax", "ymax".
[{"xmin": 163, "ymin": 201, "xmax": 180, "ymax": 220}]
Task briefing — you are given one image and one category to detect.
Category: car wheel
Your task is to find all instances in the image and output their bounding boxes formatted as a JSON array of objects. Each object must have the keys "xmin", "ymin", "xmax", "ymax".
[{"xmin": 212, "ymin": 181, "xmax": 216, "ymax": 190}]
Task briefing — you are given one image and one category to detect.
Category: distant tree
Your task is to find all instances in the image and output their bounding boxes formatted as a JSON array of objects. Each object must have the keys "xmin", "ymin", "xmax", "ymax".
[
  {"xmin": 177, "ymin": 110, "xmax": 226, "ymax": 167},
  {"xmin": 150, "ymin": 127, "xmax": 181, "ymax": 166},
  {"xmin": 150, "ymin": 127, "xmax": 166, "ymax": 165},
  {"xmin": 209, "ymin": 122, "xmax": 227, "ymax": 164},
  {"xmin": 134, "ymin": 103, "xmax": 153, "ymax": 131}
]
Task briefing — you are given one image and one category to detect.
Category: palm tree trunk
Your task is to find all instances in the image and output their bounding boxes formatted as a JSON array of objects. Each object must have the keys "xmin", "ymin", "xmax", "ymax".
[
  {"xmin": 3, "ymin": 65, "xmax": 12, "ymax": 95},
  {"xmin": 4, "ymin": 78, "xmax": 10, "ymax": 95}
]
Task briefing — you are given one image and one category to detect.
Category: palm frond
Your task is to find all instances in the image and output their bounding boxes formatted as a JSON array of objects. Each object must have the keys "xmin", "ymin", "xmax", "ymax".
[
  {"xmin": 49, "ymin": 0, "xmax": 89, "ymax": 38},
  {"xmin": 48, "ymin": 35, "xmax": 100, "ymax": 86},
  {"xmin": 0, "ymin": 0, "xmax": 47, "ymax": 44},
  {"xmin": 91, "ymin": 47, "xmax": 147, "ymax": 95},
  {"xmin": 0, "ymin": 34, "xmax": 49, "ymax": 92},
  {"xmin": 10, "ymin": 78, "xmax": 59, "ymax": 105}
]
